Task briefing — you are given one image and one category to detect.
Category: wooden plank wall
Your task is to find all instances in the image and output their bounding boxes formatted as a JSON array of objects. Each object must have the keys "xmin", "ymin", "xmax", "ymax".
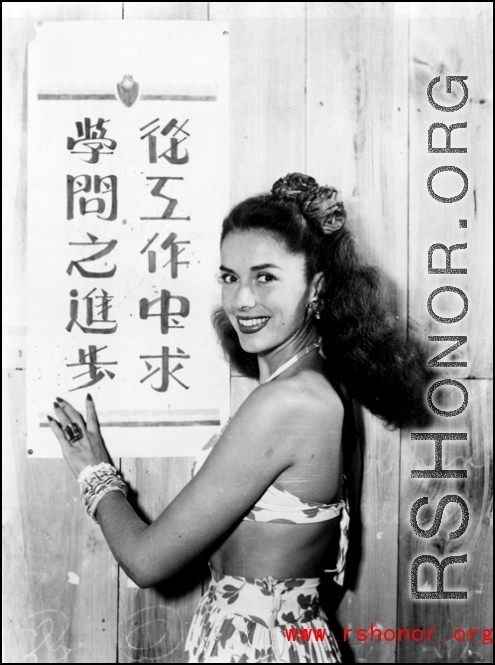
[
  {"xmin": 399, "ymin": 3, "xmax": 493, "ymax": 664},
  {"xmin": 3, "ymin": 2, "xmax": 492, "ymax": 663},
  {"xmin": 306, "ymin": 5, "xmax": 408, "ymax": 662}
]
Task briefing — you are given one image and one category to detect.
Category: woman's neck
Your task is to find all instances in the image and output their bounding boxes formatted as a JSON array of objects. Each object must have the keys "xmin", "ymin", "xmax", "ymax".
[{"xmin": 257, "ymin": 328, "xmax": 321, "ymax": 384}]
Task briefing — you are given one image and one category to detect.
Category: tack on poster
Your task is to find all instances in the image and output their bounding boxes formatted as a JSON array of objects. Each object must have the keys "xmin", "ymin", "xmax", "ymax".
[{"xmin": 26, "ymin": 20, "xmax": 230, "ymax": 457}]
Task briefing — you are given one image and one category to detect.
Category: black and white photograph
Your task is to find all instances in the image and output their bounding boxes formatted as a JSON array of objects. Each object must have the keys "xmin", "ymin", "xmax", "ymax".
[{"xmin": 3, "ymin": 2, "xmax": 493, "ymax": 663}]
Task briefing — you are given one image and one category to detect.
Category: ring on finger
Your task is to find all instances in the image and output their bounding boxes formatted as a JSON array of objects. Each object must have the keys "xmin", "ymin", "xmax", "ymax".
[{"xmin": 62, "ymin": 422, "xmax": 83, "ymax": 444}]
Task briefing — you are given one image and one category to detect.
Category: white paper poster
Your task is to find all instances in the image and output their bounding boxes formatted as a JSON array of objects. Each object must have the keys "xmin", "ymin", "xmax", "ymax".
[{"xmin": 26, "ymin": 21, "xmax": 230, "ymax": 457}]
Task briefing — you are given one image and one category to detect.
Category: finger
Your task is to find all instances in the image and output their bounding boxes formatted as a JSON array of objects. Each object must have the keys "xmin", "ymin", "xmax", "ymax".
[
  {"xmin": 85, "ymin": 393, "xmax": 100, "ymax": 434},
  {"xmin": 47, "ymin": 415, "xmax": 72, "ymax": 449},
  {"xmin": 53, "ymin": 401, "xmax": 72, "ymax": 427},
  {"xmin": 55, "ymin": 397, "xmax": 86, "ymax": 429}
]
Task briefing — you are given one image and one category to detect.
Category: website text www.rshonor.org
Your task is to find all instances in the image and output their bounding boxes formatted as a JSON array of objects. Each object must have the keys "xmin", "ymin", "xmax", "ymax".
[{"xmin": 284, "ymin": 624, "xmax": 493, "ymax": 645}]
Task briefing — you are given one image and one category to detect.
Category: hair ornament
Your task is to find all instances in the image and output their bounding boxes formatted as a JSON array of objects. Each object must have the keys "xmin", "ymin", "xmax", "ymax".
[
  {"xmin": 271, "ymin": 172, "xmax": 346, "ymax": 236},
  {"xmin": 302, "ymin": 185, "xmax": 346, "ymax": 235},
  {"xmin": 271, "ymin": 173, "xmax": 318, "ymax": 201}
]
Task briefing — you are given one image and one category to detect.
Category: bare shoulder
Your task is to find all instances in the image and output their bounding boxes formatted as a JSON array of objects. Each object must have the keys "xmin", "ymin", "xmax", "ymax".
[
  {"xmin": 226, "ymin": 371, "xmax": 344, "ymax": 457},
  {"xmin": 263, "ymin": 371, "xmax": 342, "ymax": 417},
  {"xmin": 234, "ymin": 374, "xmax": 330, "ymax": 421}
]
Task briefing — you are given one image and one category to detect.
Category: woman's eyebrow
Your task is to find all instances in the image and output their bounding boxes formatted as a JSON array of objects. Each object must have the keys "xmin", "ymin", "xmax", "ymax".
[
  {"xmin": 250, "ymin": 263, "xmax": 282, "ymax": 271},
  {"xmin": 219, "ymin": 263, "xmax": 283, "ymax": 272}
]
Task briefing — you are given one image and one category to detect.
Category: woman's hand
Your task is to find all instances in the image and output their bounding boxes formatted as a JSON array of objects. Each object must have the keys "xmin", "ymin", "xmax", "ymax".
[{"xmin": 47, "ymin": 394, "xmax": 112, "ymax": 479}]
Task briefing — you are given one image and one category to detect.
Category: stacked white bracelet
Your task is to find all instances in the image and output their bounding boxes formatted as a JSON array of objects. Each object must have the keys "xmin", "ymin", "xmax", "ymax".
[{"xmin": 77, "ymin": 462, "xmax": 128, "ymax": 525}]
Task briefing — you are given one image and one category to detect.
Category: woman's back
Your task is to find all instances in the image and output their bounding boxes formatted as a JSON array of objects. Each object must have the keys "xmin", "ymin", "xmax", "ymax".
[{"xmin": 209, "ymin": 360, "xmax": 346, "ymax": 579}]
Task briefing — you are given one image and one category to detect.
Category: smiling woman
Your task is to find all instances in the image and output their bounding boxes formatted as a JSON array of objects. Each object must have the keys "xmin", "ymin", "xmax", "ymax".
[
  {"xmin": 47, "ymin": 173, "xmax": 429, "ymax": 664},
  {"xmin": 213, "ymin": 176, "xmax": 428, "ymax": 428},
  {"xmin": 184, "ymin": 173, "xmax": 430, "ymax": 661},
  {"xmin": 217, "ymin": 232, "xmax": 319, "ymax": 369}
]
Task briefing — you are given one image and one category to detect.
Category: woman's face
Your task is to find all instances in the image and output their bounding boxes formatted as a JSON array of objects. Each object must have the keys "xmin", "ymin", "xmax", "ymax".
[{"xmin": 219, "ymin": 230, "xmax": 320, "ymax": 354}]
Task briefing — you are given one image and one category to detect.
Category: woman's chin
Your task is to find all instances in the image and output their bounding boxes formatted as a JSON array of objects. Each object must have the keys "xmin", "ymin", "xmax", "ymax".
[
  {"xmin": 237, "ymin": 334, "xmax": 267, "ymax": 354},
  {"xmin": 238, "ymin": 340, "xmax": 260, "ymax": 354},
  {"xmin": 238, "ymin": 335, "xmax": 282, "ymax": 357}
]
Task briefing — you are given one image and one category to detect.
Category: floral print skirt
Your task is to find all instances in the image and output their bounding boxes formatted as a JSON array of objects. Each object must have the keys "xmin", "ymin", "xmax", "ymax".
[{"xmin": 184, "ymin": 566, "xmax": 341, "ymax": 663}]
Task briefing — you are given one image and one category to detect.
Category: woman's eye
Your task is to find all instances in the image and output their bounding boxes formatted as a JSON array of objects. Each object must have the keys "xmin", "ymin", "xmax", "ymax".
[
  {"xmin": 256, "ymin": 272, "xmax": 276, "ymax": 284},
  {"xmin": 217, "ymin": 272, "xmax": 237, "ymax": 285}
]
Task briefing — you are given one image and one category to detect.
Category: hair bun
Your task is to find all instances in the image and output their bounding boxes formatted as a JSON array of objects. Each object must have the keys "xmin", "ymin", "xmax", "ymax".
[
  {"xmin": 302, "ymin": 186, "xmax": 346, "ymax": 235},
  {"xmin": 272, "ymin": 172, "xmax": 346, "ymax": 236},
  {"xmin": 271, "ymin": 173, "xmax": 318, "ymax": 201}
]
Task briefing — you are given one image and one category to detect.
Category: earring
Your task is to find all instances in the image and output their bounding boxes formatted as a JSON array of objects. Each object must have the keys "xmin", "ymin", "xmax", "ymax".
[{"xmin": 308, "ymin": 296, "xmax": 324, "ymax": 320}]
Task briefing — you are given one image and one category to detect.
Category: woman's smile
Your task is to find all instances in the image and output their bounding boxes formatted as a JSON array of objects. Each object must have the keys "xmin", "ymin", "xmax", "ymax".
[
  {"xmin": 220, "ymin": 231, "xmax": 308, "ymax": 349},
  {"xmin": 236, "ymin": 315, "xmax": 271, "ymax": 334}
]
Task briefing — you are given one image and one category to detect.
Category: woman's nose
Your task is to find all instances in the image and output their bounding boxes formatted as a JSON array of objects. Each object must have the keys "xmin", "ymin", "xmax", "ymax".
[{"xmin": 234, "ymin": 282, "xmax": 256, "ymax": 309}]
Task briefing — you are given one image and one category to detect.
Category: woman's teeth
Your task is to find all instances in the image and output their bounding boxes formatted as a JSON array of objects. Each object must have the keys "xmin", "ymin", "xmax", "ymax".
[{"xmin": 240, "ymin": 317, "xmax": 269, "ymax": 327}]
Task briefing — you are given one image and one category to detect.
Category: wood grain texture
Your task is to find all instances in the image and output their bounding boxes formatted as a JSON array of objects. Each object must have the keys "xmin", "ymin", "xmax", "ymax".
[
  {"xmin": 307, "ymin": 4, "xmax": 409, "ymax": 662},
  {"xmin": 408, "ymin": 6, "xmax": 493, "ymax": 379},
  {"xmin": 211, "ymin": 2, "xmax": 306, "ymax": 20},
  {"xmin": 3, "ymin": 6, "xmax": 122, "ymax": 664},
  {"xmin": 210, "ymin": 1, "xmax": 306, "ymax": 198},
  {"xmin": 335, "ymin": 413, "xmax": 401, "ymax": 664},
  {"xmin": 118, "ymin": 457, "xmax": 205, "ymax": 663},
  {"xmin": 2, "ymin": 2, "xmax": 122, "ymax": 21},
  {"xmin": 307, "ymin": 1, "xmax": 410, "ymax": 318},
  {"xmin": 123, "ymin": 2, "xmax": 207, "ymax": 20},
  {"xmin": 398, "ymin": 379, "xmax": 493, "ymax": 663}
]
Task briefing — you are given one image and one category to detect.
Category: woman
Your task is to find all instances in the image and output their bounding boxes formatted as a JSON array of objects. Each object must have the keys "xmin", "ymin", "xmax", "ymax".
[{"xmin": 48, "ymin": 173, "xmax": 428, "ymax": 663}]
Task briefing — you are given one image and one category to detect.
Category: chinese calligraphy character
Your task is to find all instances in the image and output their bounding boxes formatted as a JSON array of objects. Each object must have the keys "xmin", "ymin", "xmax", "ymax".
[
  {"xmin": 140, "ymin": 346, "xmax": 190, "ymax": 392},
  {"xmin": 67, "ymin": 175, "xmax": 117, "ymax": 221},
  {"xmin": 140, "ymin": 232, "xmax": 190, "ymax": 277},
  {"xmin": 139, "ymin": 289, "xmax": 190, "ymax": 334},
  {"xmin": 67, "ymin": 118, "xmax": 117, "ymax": 164},
  {"xmin": 66, "ymin": 288, "xmax": 117, "ymax": 334},
  {"xmin": 140, "ymin": 176, "xmax": 190, "ymax": 221},
  {"xmin": 140, "ymin": 117, "xmax": 190, "ymax": 164},
  {"xmin": 67, "ymin": 233, "xmax": 117, "ymax": 278},
  {"xmin": 67, "ymin": 345, "xmax": 117, "ymax": 392}
]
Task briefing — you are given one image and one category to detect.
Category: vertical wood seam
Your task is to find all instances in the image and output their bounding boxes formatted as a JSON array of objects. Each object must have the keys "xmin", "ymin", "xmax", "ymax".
[
  {"xmin": 406, "ymin": 8, "xmax": 411, "ymax": 338},
  {"xmin": 395, "ymin": 3, "xmax": 411, "ymax": 663},
  {"xmin": 304, "ymin": 2, "xmax": 308, "ymax": 174},
  {"xmin": 117, "ymin": 457, "xmax": 123, "ymax": 663},
  {"xmin": 397, "ymin": 9, "xmax": 413, "ymax": 664},
  {"xmin": 396, "ymin": 426, "xmax": 403, "ymax": 665}
]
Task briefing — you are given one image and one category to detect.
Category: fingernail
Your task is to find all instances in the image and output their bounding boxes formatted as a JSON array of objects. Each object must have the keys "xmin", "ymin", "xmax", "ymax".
[
  {"xmin": 56, "ymin": 397, "xmax": 63, "ymax": 402},
  {"xmin": 47, "ymin": 415, "xmax": 53, "ymax": 421},
  {"xmin": 87, "ymin": 394, "xmax": 93, "ymax": 401},
  {"xmin": 53, "ymin": 402, "xmax": 60, "ymax": 408}
]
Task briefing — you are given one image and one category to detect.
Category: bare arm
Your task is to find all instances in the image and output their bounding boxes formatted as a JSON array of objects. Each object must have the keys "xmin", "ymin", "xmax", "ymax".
[
  {"xmin": 93, "ymin": 491, "xmax": 148, "ymax": 585},
  {"xmin": 50, "ymin": 385, "xmax": 322, "ymax": 588},
  {"xmin": 128, "ymin": 381, "xmax": 306, "ymax": 587}
]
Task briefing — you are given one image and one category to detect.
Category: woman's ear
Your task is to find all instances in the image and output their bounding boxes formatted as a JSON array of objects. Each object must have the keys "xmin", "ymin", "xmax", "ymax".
[{"xmin": 309, "ymin": 271, "xmax": 325, "ymax": 300}]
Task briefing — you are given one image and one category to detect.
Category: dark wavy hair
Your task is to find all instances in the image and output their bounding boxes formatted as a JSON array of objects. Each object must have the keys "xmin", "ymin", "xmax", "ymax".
[{"xmin": 212, "ymin": 192, "xmax": 429, "ymax": 429}]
